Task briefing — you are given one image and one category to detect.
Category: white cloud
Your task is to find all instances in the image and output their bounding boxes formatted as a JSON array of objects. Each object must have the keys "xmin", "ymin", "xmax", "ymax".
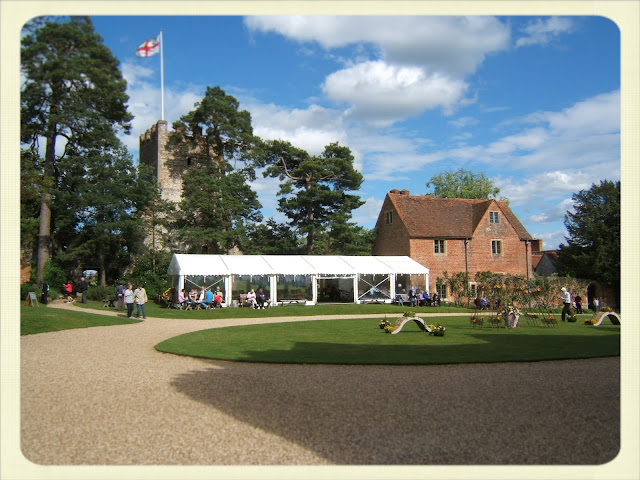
[
  {"xmin": 245, "ymin": 16, "xmax": 510, "ymax": 76},
  {"xmin": 323, "ymin": 61, "xmax": 468, "ymax": 125},
  {"xmin": 245, "ymin": 16, "xmax": 509, "ymax": 124},
  {"xmin": 515, "ymin": 16, "xmax": 575, "ymax": 48}
]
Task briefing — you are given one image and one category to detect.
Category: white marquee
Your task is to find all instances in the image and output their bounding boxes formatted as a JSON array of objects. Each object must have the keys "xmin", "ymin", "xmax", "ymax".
[{"xmin": 167, "ymin": 254, "xmax": 430, "ymax": 306}]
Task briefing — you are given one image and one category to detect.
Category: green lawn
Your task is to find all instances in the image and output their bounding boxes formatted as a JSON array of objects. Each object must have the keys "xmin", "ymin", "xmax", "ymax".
[
  {"xmin": 20, "ymin": 305, "xmax": 141, "ymax": 335},
  {"xmin": 155, "ymin": 315, "xmax": 621, "ymax": 365}
]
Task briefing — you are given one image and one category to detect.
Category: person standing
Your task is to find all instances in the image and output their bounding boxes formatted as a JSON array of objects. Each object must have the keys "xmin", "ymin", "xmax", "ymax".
[
  {"xmin": 134, "ymin": 284, "xmax": 148, "ymax": 319},
  {"xmin": 41, "ymin": 281, "xmax": 49, "ymax": 305},
  {"xmin": 78, "ymin": 276, "xmax": 88, "ymax": 304},
  {"xmin": 560, "ymin": 287, "xmax": 572, "ymax": 322},
  {"xmin": 115, "ymin": 282, "xmax": 125, "ymax": 311},
  {"xmin": 124, "ymin": 283, "xmax": 135, "ymax": 318}
]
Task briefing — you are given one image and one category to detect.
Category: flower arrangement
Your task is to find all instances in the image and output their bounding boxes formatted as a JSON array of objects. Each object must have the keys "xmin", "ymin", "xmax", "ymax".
[
  {"xmin": 568, "ymin": 313, "xmax": 578, "ymax": 322},
  {"xmin": 384, "ymin": 325, "xmax": 396, "ymax": 333},
  {"xmin": 403, "ymin": 311, "xmax": 416, "ymax": 318},
  {"xmin": 601, "ymin": 306, "xmax": 612, "ymax": 312},
  {"xmin": 379, "ymin": 318, "xmax": 391, "ymax": 329},
  {"xmin": 428, "ymin": 324, "xmax": 446, "ymax": 336},
  {"xmin": 584, "ymin": 318, "xmax": 593, "ymax": 325}
]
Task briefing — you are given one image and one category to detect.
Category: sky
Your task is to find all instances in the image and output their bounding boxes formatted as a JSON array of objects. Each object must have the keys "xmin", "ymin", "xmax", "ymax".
[{"xmin": 86, "ymin": 14, "xmax": 621, "ymax": 250}]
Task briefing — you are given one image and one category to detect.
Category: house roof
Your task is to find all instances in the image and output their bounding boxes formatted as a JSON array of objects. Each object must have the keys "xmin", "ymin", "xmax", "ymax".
[
  {"xmin": 385, "ymin": 192, "xmax": 534, "ymax": 240},
  {"xmin": 167, "ymin": 254, "xmax": 430, "ymax": 277}
]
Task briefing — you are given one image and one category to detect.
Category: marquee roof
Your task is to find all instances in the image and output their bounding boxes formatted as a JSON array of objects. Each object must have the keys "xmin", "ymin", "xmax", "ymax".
[{"xmin": 167, "ymin": 254, "xmax": 429, "ymax": 277}]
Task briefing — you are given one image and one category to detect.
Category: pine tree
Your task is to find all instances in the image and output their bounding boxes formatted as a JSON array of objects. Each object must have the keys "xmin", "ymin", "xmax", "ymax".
[
  {"xmin": 257, "ymin": 140, "xmax": 364, "ymax": 254},
  {"xmin": 21, "ymin": 17, "xmax": 132, "ymax": 281},
  {"xmin": 166, "ymin": 86, "xmax": 262, "ymax": 253}
]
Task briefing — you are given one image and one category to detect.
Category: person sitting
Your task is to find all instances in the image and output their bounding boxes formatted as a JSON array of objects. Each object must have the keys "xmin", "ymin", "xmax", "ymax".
[
  {"xmin": 212, "ymin": 292, "xmax": 223, "ymax": 308},
  {"xmin": 416, "ymin": 291, "xmax": 424, "ymax": 306},
  {"xmin": 177, "ymin": 289, "xmax": 187, "ymax": 309},
  {"xmin": 408, "ymin": 289, "xmax": 417, "ymax": 307},
  {"xmin": 201, "ymin": 288, "xmax": 214, "ymax": 309},
  {"xmin": 432, "ymin": 292, "xmax": 440, "ymax": 307},
  {"xmin": 246, "ymin": 289, "xmax": 257, "ymax": 308},
  {"xmin": 480, "ymin": 296, "xmax": 489, "ymax": 310},
  {"xmin": 256, "ymin": 287, "xmax": 266, "ymax": 309},
  {"xmin": 423, "ymin": 291, "xmax": 431, "ymax": 306},
  {"xmin": 63, "ymin": 282, "xmax": 74, "ymax": 303}
]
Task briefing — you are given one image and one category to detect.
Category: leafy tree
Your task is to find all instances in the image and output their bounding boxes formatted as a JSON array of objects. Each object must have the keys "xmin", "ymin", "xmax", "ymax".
[
  {"xmin": 425, "ymin": 168, "xmax": 506, "ymax": 202},
  {"xmin": 166, "ymin": 86, "xmax": 261, "ymax": 253},
  {"xmin": 53, "ymin": 144, "xmax": 154, "ymax": 286},
  {"xmin": 557, "ymin": 180, "xmax": 620, "ymax": 303},
  {"xmin": 314, "ymin": 210, "xmax": 375, "ymax": 255},
  {"xmin": 21, "ymin": 16, "xmax": 132, "ymax": 281},
  {"xmin": 177, "ymin": 165, "xmax": 262, "ymax": 253},
  {"xmin": 257, "ymin": 139, "xmax": 364, "ymax": 254},
  {"xmin": 247, "ymin": 219, "xmax": 304, "ymax": 255}
]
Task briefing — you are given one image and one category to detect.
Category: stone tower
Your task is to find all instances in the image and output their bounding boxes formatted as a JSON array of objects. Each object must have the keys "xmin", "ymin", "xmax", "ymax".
[{"xmin": 139, "ymin": 120, "xmax": 182, "ymax": 203}]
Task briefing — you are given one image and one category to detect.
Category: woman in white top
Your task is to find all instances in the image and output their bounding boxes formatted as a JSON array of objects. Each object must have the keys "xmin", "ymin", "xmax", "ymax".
[
  {"xmin": 246, "ymin": 289, "xmax": 257, "ymax": 308},
  {"xmin": 124, "ymin": 283, "xmax": 134, "ymax": 318}
]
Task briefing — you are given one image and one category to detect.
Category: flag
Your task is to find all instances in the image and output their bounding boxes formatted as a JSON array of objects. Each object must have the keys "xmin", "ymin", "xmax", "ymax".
[{"xmin": 136, "ymin": 35, "xmax": 160, "ymax": 58}]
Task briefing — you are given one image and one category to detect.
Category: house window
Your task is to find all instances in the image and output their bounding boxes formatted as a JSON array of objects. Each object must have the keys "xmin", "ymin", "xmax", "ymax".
[
  {"xmin": 436, "ymin": 283, "xmax": 447, "ymax": 299},
  {"xmin": 491, "ymin": 240, "xmax": 502, "ymax": 256},
  {"xmin": 469, "ymin": 283, "xmax": 477, "ymax": 298},
  {"xmin": 385, "ymin": 211, "xmax": 393, "ymax": 225},
  {"xmin": 434, "ymin": 239, "xmax": 446, "ymax": 255},
  {"xmin": 489, "ymin": 211, "xmax": 500, "ymax": 224}
]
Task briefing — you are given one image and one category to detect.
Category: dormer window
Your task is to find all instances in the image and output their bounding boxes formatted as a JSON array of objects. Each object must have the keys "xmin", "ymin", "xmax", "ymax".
[{"xmin": 489, "ymin": 211, "xmax": 500, "ymax": 224}]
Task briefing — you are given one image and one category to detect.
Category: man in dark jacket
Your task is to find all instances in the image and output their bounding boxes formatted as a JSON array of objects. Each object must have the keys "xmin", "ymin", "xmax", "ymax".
[{"xmin": 79, "ymin": 277, "xmax": 89, "ymax": 304}]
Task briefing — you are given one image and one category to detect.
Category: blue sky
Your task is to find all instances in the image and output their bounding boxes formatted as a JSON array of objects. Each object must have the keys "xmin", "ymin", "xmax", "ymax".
[{"xmin": 89, "ymin": 15, "xmax": 620, "ymax": 250}]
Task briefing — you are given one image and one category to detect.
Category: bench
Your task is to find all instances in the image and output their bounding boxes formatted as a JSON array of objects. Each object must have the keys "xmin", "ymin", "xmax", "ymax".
[
  {"xmin": 361, "ymin": 299, "xmax": 386, "ymax": 304},
  {"xmin": 280, "ymin": 299, "xmax": 307, "ymax": 306},
  {"xmin": 102, "ymin": 297, "xmax": 116, "ymax": 308}
]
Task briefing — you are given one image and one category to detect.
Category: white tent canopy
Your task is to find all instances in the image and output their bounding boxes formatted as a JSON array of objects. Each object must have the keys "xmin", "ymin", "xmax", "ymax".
[{"xmin": 167, "ymin": 254, "xmax": 429, "ymax": 306}]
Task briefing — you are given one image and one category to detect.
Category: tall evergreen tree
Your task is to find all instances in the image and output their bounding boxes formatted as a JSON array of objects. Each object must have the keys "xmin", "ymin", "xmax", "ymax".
[
  {"xmin": 257, "ymin": 140, "xmax": 364, "ymax": 254},
  {"xmin": 54, "ymin": 144, "xmax": 154, "ymax": 286},
  {"xmin": 21, "ymin": 16, "xmax": 132, "ymax": 281},
  {"xmin": 166, "ymin": 86, "xmax": 261, "ymax": 253},
  {"xmin": 557, "ymin": 180, "xmax": 620, "ymax": 302}
]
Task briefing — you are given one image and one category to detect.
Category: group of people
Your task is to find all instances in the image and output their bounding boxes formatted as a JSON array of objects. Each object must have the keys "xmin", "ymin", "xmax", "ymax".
[
  {"xmin": 113, "ymin": 282, "xmax": 148, "ymax": 318},
  {"xmin": 176, "ymin": 286, "xmax": 224, "ymax": 310},
  {"xmin": 60, "ymin": 277, "xmax": 89, "ymax": 304},
  {"xmin": 400, "ymin": 289, "xmax": 440, "ymax": 307},
  {"xmin": 244, "ymin": 287, "xmax": 268, "ymax": 309}
]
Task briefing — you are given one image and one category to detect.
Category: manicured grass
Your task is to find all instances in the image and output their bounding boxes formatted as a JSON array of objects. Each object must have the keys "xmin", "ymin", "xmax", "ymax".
[
  {"xmin": 155, "ymin": 315, "xmax": 621, "ymax": 365},
  {"xmin": 20, "ymin": 305, "xmax": 141, "ymax": 335}
]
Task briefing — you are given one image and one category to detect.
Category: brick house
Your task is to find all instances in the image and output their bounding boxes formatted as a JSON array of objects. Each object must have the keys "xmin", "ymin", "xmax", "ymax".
[{"xmin": 372, "ymin": 189, "xmax": 542, "ymax": 300}]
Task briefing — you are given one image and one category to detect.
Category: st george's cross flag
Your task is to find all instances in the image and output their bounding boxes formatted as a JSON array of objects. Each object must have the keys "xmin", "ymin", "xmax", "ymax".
[{"xmin": 136, "ymin": 35, "xmax": 160, "ymax": 58}]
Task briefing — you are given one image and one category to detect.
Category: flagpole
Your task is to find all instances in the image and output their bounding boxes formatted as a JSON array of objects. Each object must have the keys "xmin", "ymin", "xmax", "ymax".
[{"xmin": 160, "ymin": 30, "xmax": 165, "ymax": 121}]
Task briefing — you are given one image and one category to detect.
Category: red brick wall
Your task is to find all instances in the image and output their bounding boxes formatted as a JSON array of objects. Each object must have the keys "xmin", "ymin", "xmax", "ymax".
[{"xmin": 372, "ymin": 200, "xmax": 411, "ymax": 255}]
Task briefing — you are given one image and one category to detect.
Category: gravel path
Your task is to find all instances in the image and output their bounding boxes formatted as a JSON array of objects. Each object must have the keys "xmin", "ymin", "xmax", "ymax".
[{"xmin": 20, "ymin": 301, "xmax": 620, "ymax": 466}]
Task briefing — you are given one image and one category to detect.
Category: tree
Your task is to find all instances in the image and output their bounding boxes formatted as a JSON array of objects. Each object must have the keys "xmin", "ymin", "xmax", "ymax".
[
  {"xmin": 21, "ymin": 17, "xmax": 132, "ymax": 281},
  {"xmin": 425, "ymin": 168, "xmax": 506, "ymax": 202},
  {"xmin": 53, "ymin": 144, "xmax": 154, "ymax": 286},
  {"xmin": 247, "ymin": 219, "xmax": 304, "ymax": 255},
  {"xmin": 557, "ymin": 180, "xmax": 620, "ymax": 302},
  {"xmin": 257, "ymin": 139, "xmax": 364, "ymax": 254},
  {"xmin": 166, "ymin": 86, "xmax": 261, "ymax": 253},
  {"xmin": 314, "ymin": 210, "xmax": 375, "ymax": 255},
  {"xmin": 177, "ymin": 165, "xmax": 262, "ymax": 253}
]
